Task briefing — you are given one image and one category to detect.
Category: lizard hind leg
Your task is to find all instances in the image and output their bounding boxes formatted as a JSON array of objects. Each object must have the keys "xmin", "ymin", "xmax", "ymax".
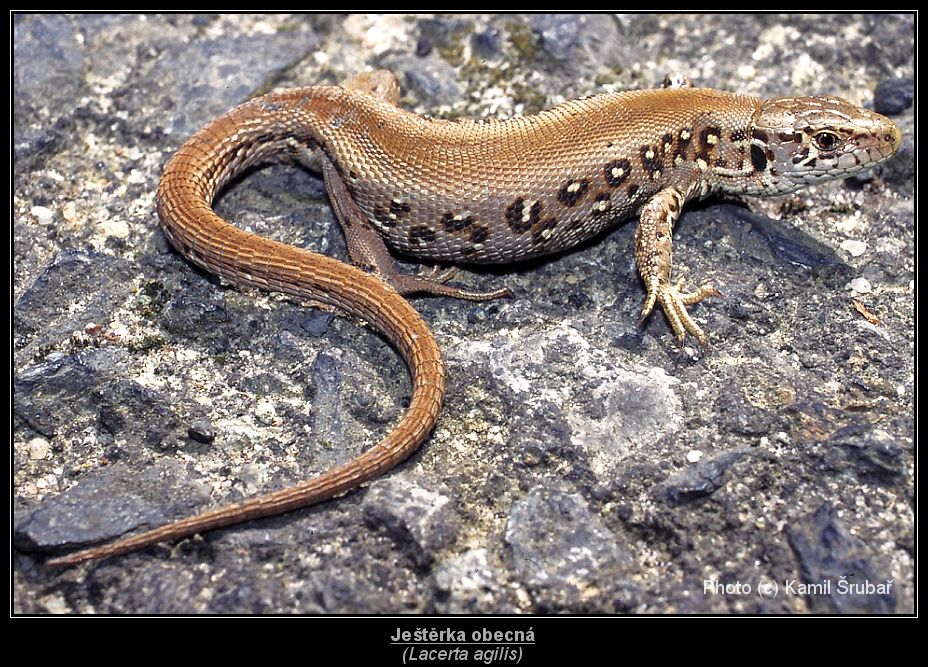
[
  {"xmin": 339, "ymin": 69, "xmax": 402, "ymax": 106},
  {"xmin": 634, "ymin": 187, "xmax": 720, "ymax": 347},
  {"xmin": 292, "ymin": 71, "xmax": 511, "ymax": 303},
  {"xmin": 288, "ymin": 70, "xmax": 402, "ymax": 173},
  {"xmin": 320, "ymin": 153, "xmax": 511, "ymax": 302},
  {"xmin": 335, "ymin": 71, "xmax": 511, "ymax": 301}
]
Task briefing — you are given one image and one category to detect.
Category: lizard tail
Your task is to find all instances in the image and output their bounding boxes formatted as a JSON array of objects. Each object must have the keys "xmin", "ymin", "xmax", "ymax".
[{"xmin": 46, "ymin": 101, "xmax": 445, "ymax": 567}]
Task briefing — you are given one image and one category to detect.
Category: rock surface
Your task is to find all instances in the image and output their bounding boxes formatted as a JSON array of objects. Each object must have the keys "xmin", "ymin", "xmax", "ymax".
[{"xmin": 14, "ymin": 14, "xmax": 913, "ymax": 614}]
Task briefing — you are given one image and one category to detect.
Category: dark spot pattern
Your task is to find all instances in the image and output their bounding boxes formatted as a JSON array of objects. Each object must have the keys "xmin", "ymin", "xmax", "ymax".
[
  {"xmin": 604, "ymin": 159, "xmax": 631, "ymax": 187},
  {"xmin": 640, "ymin": 144, "xmax": 662, "ymax": 177},
  {"xmin": 441, "ymin": 211, "xmax": 474, "ymax": 233},
  {"xmin": 695, "ymin": 126, "xmax": 721, "ymax": 165},
  {"xmin": 557, "ymin": 178, "xmax": 590, "ymax": 207},
  {"xmin": 627, "ymin": 184, "xmax": 640, "ymax": 200},
  {"xmin": 531, "ymin": 218, "xmax": 559, "ymax": 246},
  {"xmin": 791, "ymin": 147, "xmax": 811, "ymax": 165},
  {"xmin": 408, "ymin": 225, "xmax": 436, "ymax": 245},
  {"xmin": 590, "ymin": 193, "xmax": 613, "ymax": 218},
  {"xmin": 390, "ymin": 200, "xmax": 411, "ymax": 217},
  {"xmin": 674, "ymin": 128, "xmax": 693, "ymax": 163},
  {"xmin": 729, "ymin": 129, "xmax": 747, "ymax": 143},
  {"xmin": 373, "ymin": 205, "xmax": 397, "ymax": 227},
  {"xmin": 505, "ymin": 197, "xmax": 543, "ymax": 234},
  {"xmin": 471, "ymin": 225, "xmax": 489, "ymax": 244}
]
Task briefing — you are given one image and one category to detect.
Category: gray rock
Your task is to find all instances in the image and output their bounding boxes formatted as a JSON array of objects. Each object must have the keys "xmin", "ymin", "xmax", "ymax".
[
  {"xmin": 388, "ymin": 55, "xmax": 463, "ymax": 107},
  {"xmin": 13, "ymin": 15, "xmax": 85, "ymax": 161},
  {"xmin": 14, "ymin": 250, "xmax": 136, "ymax": 363},
  {"xmin": 787, "ymin": 502, "xmax": 897, "ymax": 613},
  {"xmin": 148, "ymin": 20, "xmax": 321, "ymax": 138},
  {"xmin": 873, "ymin": 77, "xmax": 914, "ymax": 115},
  {"xmin": 362, "ymin": 477, "xmax": 459, "ymax": 567},
  {"xmin": 656, "ymin": 450, "xmax": 750, "ymax": 506},
  {"xmin": 821, "ymin": 425, "xmax": 907, "ymax": 483},
  {"xmin": 504, "ymin": 487, "xmax": 632, "ymax": 610},
  {"xmin": 529, "ymin": 14, "xmax": 630, "ymax": 73},
  {"xmin": 14, "ymin": 462, "xmax": 196, "ymax": 554},
  {"xmin": 471, "ymin": 27, "xmax": 503, "ymax": 58},
  {"xmin": 432, "ymin": 548, "xmax": 516, "ymax": 614}
]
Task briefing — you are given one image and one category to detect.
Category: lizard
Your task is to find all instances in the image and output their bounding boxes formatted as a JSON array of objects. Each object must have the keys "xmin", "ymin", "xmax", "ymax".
[{"xmin": 46, "ymin": 70, "xmax": 901, "ymax": 567}]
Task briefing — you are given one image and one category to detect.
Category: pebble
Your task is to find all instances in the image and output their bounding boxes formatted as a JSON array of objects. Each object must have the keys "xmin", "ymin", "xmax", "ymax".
[
  {"xmin": 847, "ymin": 277, "xmax": 872, "ymax": 294},
  {"xmin": 840, "ymin": 239, "xmax": 868, "ymax": 257},
  {"xmin": 872, "ymin": 77, "xmax": 914, "ymax": 115},
  {"xmin": 30, "ymin": 205, "xmax": 53, "ymax": 224},
  {"xmin": 255, "ymin": 399, "xmax": 277, "ymax": 426},
  {"xmin": 28, "ymin": 436, "xmax": 51, "ymax": 460}
]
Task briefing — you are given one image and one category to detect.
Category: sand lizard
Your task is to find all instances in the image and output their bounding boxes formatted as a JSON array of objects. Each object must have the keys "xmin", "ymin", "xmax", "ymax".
[{"xmin": 47, "ymin": 71, "xmax": 901, "ymax": 566}]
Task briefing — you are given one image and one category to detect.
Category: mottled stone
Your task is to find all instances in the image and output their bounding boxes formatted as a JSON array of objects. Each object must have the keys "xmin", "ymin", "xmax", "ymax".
[
  {"xmin": 787, "ymin": 502, "xmax": 896, "ymax": 613},
  {"xmin": 362, "ymin": 477, "xmax": 459, "ymax": 567},
  {"xmin": 656, "ymin": 450, "xmax": 749, "ymax": 505},
  {"xmin": 504, "ymin": 487, "xmax": 632, "ymax": 610}
]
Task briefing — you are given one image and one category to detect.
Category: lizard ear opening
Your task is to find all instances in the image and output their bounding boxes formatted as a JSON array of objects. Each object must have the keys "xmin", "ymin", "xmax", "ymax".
[{"xmin": 750, "ymin": 144, "xmax": 768, "ymax": 172}]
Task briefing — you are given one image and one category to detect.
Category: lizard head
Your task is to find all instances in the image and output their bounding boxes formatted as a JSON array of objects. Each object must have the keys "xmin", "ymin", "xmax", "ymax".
[{"xmin": 749, "ymin": 96, "xmax": 902, "ymax": 194}]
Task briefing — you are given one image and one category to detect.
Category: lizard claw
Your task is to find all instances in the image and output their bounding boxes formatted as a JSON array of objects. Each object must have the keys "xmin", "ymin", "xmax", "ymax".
[
  {"xmin": 417, "ymin": 264, "xmax": 461, "ymax": 284},
  {"xmin": 639, "ymin": 278, "xmax": 720, "ymax": 348}
]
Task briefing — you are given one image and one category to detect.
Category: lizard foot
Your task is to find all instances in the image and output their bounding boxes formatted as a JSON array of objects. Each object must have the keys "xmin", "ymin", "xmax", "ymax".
[
  {"xmin": 638, "ymin": 277, "xmax": 720, "ymax": 348},
  {"xmin": 389, "ymin": 271, "xmax": 513, "ymax": 301},
  {"xmin": 418, "ymin": 264, "xmax": 461, "ymax": 284}
]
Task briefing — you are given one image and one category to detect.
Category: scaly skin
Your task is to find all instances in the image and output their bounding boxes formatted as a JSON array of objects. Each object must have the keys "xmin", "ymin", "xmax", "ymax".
[{"xmin": 47, "ymin": 72, "xmax": 901, "ymax": 566}]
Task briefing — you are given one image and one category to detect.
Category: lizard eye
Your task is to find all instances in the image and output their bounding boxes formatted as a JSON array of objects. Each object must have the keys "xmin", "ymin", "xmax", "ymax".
[{"xmin": 813, "ymin": 131, "xmax": 840, "ymax": 151}]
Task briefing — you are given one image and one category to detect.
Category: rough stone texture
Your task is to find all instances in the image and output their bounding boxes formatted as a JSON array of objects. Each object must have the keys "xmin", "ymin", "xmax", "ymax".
[
  {"xmin": 787, "ymin": 502, "xmax": 897, "ymax": 613},
  {"xmin": 13, "ymin": 14, "xmax": 913, "ymax": 614},
  {"xmin": 504, "ymin": 488, "xmax": 638, "ymax": 612},
  {"xmin": 361, "ymin": 477, "xmax": 460, "ymax": 567}
]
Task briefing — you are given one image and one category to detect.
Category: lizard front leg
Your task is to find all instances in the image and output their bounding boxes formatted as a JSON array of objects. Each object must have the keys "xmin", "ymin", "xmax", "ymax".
[{"xmin": 635, "ymin": 187, "xmax": 720, "ymax": 347}]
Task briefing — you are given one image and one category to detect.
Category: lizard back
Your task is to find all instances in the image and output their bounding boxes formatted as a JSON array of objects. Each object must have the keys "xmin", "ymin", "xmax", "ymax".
[{"xmin": 202, "ymin": 86, "xmax": 762, "ymax": 263}]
